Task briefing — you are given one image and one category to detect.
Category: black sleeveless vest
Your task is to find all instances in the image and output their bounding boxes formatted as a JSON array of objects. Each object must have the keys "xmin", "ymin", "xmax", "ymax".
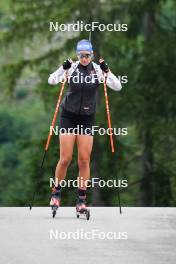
[{"xmin": 61, "ymin": 62, "xmax": 99, "ymax": 115}]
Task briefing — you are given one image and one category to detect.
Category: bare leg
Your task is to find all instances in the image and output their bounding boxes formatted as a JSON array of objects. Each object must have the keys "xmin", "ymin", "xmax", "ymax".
[
  {"xmin": 55, "ymin": 134, "xmax": 76, "ymax": 185},
  {"xmin": 77, "ymin": 135, "xmax": 93, "ymax": 190}
]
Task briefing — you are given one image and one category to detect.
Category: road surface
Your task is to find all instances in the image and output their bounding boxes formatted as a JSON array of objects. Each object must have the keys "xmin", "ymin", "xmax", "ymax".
[{"xmin": 0, "ymin": 207, "xmax": 175, "ymax": 264}]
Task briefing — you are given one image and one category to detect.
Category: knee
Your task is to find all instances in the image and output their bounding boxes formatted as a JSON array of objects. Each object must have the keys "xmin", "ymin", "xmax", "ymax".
[
  {"xmin": 59, "ymin": 157, "xmax": 72, "ymax": 167},
  {"xmin": 78, "ymin": 157, "xmax": 90, "ymax": 168}
]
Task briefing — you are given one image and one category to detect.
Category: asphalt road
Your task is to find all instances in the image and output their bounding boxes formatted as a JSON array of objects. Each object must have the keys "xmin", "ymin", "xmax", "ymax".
[{"xmin": 0, "ymin": 207, "xmax": 175, "ymax": 264}]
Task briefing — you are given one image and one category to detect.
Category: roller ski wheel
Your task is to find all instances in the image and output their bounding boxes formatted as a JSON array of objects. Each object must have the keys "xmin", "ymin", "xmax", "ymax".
[
  {"xmin": 50, "ymin": 197, "xmax": 60, "ymax": 218},
  {"xmin": 76, "ymin": 203, "xmax": 90, "ymax": 220},
  {"xmin": 52, "ymin": 206, "xmax": 57, "ymax": 218},
  {"xmin": 86, "ymin": 209, "xmax": 90, "ymax": 220},
  {"xmin": 50, "ymin": 189, "xmax": 60, "ymax": 218}
]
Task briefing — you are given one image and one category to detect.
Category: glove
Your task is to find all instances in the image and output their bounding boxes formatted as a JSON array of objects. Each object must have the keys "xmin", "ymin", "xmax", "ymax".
[
  {"xmin": 99, "ymin": 60, "xmax": 109, "ymax": 73},
  {"xmin": 63, "ymin": 59, "xmax": 72, "ymax": 70}
]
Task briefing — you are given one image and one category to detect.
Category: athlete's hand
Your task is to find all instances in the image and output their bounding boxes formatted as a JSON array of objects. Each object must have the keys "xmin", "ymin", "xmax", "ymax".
[
  {"xmin": 63, "ymin": 59, "xmax": 72, "ymax": 70},
  {"xmin": 99, "ymin": 58, "xmax": 109, "ymax": 73}
]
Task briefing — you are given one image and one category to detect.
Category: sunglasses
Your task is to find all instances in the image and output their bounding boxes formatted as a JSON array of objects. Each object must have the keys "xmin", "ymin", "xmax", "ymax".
[{"xmin": 78, "ymin": 53, "xmax": 92, "ymax": 59}]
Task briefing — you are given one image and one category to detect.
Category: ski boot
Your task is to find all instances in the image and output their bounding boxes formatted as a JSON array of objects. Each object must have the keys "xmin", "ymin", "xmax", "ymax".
[
  {"xmin": 76, "ymin": 199, "xmax": 90, "ymax": 220},
  {"xmin": 50, "ymin": 188, "xmax": 61, "ymax": 218}
]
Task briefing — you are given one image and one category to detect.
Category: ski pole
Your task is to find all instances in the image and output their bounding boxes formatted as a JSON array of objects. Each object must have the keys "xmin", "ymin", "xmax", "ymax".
[
  {"xmin": 117, "ymin": 186, "xmax": 122, "ymax": 214},
  {"xmin": 103, "ymin": 73, "xmax": 115, "ymax": 153},
  {"xmin": 103, "ymin": 72, "xmax": 122, "ymax": 214},
  {"xmin": 29, "ymin": 74, "xmax": 67, "ymax": 210}
]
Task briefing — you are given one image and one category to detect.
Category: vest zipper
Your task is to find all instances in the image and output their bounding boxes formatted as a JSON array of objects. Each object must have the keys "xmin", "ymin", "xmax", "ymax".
[{"xmin": 79, "ymin": 82, "xmax": 84, "ymax": 114}]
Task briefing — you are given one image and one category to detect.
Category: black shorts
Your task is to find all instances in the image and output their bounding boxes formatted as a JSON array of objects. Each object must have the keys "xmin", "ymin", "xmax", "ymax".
[{"xmin": 58, "ymin": 107, "xmax": 95, "ymax": 135}]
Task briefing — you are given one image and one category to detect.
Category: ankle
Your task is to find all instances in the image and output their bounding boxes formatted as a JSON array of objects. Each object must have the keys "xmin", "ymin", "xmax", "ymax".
[
  {"xmin": 78, "ymin": 188, "xmax": 86, "ymax": 202},
  {"xmin": 53, "ymin": 184, "xmax": 62, "ymax": 192}
]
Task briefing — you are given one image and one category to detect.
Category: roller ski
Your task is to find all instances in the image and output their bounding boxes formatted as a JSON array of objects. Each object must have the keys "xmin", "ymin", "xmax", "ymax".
[
  {"xmin": 76, "ymin": 199, "xmax": 90, "ymax": 220},
  {"xmin": 50, "ymin": 188, "xmax": 61, "ymax": 218}
]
